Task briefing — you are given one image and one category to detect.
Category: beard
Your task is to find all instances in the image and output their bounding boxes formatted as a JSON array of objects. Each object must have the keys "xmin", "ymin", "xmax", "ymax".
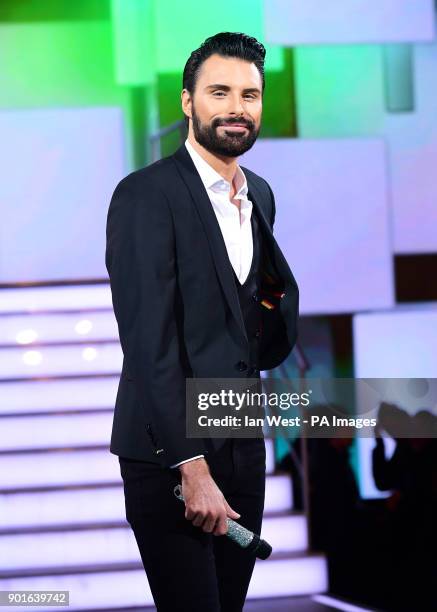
[{"xmin": 191, "ymin": 103, "xmax": 260, "ymax": 158}]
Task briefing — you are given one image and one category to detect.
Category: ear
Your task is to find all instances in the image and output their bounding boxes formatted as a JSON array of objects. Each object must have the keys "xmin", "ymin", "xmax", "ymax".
[{"xmin": 181, "ymin": 89, "xmax": 192, "ymax": 121}]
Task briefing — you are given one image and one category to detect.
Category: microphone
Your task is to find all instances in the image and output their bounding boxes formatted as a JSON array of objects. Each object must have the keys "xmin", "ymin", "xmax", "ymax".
[{"xmin": 173, "ymin": 484, "xmax": 272, "ymax": 560}]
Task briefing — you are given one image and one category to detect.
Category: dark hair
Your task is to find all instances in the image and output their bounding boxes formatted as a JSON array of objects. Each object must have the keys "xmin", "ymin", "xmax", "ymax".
[{"xmin": 182, "ymin": 32, "xmax": 266, "ymax": 127}]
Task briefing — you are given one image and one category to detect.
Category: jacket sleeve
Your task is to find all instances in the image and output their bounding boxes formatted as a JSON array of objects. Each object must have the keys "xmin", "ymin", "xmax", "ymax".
[{"xmin": 105, "ymin": 176, "xmax": 207, "ymax": 468}]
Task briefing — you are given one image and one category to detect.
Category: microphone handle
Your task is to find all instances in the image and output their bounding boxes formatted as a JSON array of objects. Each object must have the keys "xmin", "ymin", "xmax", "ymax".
[{"xmin": 173, "ymin": 484, "xmax": 272, "ymax": 560}]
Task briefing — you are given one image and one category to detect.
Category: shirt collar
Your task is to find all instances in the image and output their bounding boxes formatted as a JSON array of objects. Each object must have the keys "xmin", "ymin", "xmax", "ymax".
[{"xmin": 184, "ymin": 138, "xmax": 248, "ymax": 200}]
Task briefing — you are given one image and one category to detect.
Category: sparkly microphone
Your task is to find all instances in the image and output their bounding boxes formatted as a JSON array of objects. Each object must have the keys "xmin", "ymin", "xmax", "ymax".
[{"xmin": 173, "ymin": 484, "xmax": 272, "ymax": 560}]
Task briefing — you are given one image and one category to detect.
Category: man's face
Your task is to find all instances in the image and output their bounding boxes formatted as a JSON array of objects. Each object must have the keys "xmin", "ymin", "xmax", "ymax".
[{"xmin": 182, "ymin": 53, "xmax": 263, "ymax": 158}]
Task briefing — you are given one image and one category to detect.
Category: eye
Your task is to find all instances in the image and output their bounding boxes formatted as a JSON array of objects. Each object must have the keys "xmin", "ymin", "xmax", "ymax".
[{"xmin": 213, "ymin": 91, "xmax": 226, "ymax": 97}]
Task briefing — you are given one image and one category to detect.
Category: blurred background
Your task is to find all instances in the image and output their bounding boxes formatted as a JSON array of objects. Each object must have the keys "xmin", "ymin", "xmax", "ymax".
[{"xmin": 0, "ymin": 1, "xmax": 436, "ymax": 611}]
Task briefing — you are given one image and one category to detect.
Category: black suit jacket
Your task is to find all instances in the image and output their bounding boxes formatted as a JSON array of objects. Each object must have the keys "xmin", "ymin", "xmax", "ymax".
[{"xmin": 105, "ymin": 142, "xmax": 299, "ymax": 467}]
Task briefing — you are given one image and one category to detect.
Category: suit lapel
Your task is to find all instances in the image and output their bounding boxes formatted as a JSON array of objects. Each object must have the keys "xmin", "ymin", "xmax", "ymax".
[
  {"xmin": 244, "ymin": 168, "xmax": 293, "ymax": 291},
  {"xmin": 172, "ymin": 144, "xmax": 248, "ymax": 343},
  {"xmin": 245, "ymin": 179, "xmax": 275, "ymax": 250}
]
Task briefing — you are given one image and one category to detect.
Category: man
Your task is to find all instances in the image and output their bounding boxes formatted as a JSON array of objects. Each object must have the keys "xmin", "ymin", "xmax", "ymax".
[{"xmin": 105, "ymin": 32, "xmax": 299, "ymax": 611}]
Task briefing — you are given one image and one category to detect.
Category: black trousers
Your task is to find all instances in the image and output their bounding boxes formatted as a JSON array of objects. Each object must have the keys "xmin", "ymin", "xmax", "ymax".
[{"xmin": 119, "ymin": 437, "xmax": 266, "ymax": 611}]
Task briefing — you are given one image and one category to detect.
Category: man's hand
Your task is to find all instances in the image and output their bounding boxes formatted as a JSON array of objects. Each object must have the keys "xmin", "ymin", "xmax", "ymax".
[{"xmin": 179, "ymin": 458, "xmax": 240, "ymax": 536}]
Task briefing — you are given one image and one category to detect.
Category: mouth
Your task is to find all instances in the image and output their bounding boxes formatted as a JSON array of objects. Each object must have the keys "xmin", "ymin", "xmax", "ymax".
[{"xmin": 219, "ymin": 124, "xmax": 249, "ymax": 132}]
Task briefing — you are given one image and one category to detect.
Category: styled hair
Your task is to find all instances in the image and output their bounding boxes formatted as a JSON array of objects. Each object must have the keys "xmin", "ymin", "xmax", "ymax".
[{"xmin": 182, "ymin": 32, "xmax": 266, "ymax": 127}]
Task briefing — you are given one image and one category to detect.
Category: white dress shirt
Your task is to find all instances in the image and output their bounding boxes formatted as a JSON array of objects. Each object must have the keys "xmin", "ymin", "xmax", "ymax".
[
  {"xmin": 169, "ymin": 138, "xmax": 254, "ymax": 469},
  {"xmin": 185, "ymin": 138, "xmax": 254, "ymax": 284}
]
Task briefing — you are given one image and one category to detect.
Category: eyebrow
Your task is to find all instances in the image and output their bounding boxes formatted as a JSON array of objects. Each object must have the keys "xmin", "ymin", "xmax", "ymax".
[{"xmin": 205, "ymin": 84, "xmax": 261, "ymax": 94}]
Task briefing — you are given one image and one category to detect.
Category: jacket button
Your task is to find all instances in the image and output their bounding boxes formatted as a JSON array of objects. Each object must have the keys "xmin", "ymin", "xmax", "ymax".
[
  {"xmin": 254, "ymin": 329, "xmax": 261, "ymax": 338},
  {"xmin": 235, "ymin": 360, "xmax": 247, "ymax": 372},
  {"xmin": 252, "ymin": 292, "xmax": 259, "ymax": 302}
]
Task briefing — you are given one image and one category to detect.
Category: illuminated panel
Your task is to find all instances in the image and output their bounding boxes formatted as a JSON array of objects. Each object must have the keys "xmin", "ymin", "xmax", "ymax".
[
  {"xmin": 0, "ymin": 557, "xmax": 328, "ymax": 605},
  {"xmin": 241, "ymin": 138, "xmax": 394, "ymax": 315},
  {"xmin": 0, "ymin": 475, "xmax": 292, "ymax": 529},
  {"xmin": 0, "ymin": 378, "xmax": 118, "ymax": 414},
  {"xmin": 387, "ymin": 40, "xmax": 437, "ymax": 253},
  {"xmin": 0, "ymin": 107, "xmax": 126, "ymax": 283},
  {"xmin": 0, "ymin": 285, "xmax": 112, "ymax": 313},
  {"xmin": 0, "ymin": 311, "xmax": 117, "ymax": 345},
  {"xmin": 295, "ymin": 33, "xmax": 437, "ymax": 253},
  {"xmin": 0, "ymin": 413, "xmax": 113, "ymax": 450},
  {"xmin": 1, "ymin": 517, "xmax": 306, "ymax": 570},
  {"xmin": 353, "ymin": 306, "xmax": 437, "ymax": 377},
  {"xmin": 294, "ymin": 45, "xmax": 385, "ymax": 138},
  {"xmin": 0, "ymin": 341, "xmax": 123, "ymax": 379},
  {"xmin": 353, "ymin": 305, "xmax": 437, "ymax": 498},
  {"xmin": 264, "ymin": 0, "xmax": 435, "ymax": 45},
  {"xmin": 110, "ymin": 0, "xmax": 156, "ymax": 85},
  {"xmin": 154, "ymin": 0, "xmax": 284, "ymax": 73},
  {"xmin": 383, "ymin": 45, "xmax": 414, "ymax": 112}
]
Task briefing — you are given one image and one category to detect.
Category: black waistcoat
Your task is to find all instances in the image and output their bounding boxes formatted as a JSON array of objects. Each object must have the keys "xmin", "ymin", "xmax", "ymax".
[
  {"xmin": 204, "ymin": 207, "xmax": 264, "ymax": 456},
  {"xmin": 231, "ymin": 206, "xmax": 263, "ymax": 378}
]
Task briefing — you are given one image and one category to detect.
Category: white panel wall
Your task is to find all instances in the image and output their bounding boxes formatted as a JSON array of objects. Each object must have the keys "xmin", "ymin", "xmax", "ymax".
[
  {"xmin": 387, "ymin": 40, "xmax": 437, "ymax": 253},
  {"xmin": 293, "ymin": 28, "xmax": 437, "ymax": 254},
  {"xmin": 0, "ymin": 107, "xmax": 126, "ymax": 283},
  {"xmin": 264, "ymin": 0, "xmax": 435, "ymax": 45},
  {"xmin": 353, "ymin": 306, "xmax": 437, "ymax": 378}
]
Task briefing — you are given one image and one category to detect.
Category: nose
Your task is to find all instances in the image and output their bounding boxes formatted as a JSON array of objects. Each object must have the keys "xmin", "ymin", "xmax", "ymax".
[{"xmin": 227, "ymin": 92, "xmax": 245, "ymax": 116}]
